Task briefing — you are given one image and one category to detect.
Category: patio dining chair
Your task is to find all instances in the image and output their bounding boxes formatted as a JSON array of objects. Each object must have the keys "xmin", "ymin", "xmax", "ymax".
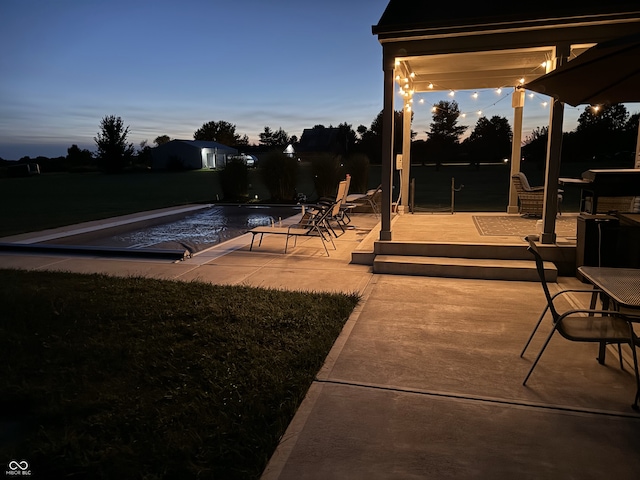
[
  {"xmin": 522, "ymin": 237, "xmax": 640, "ymax": 410},
  {"xmin": 520, "ymin": 238, "xmax": 606, "ymax": 358}
]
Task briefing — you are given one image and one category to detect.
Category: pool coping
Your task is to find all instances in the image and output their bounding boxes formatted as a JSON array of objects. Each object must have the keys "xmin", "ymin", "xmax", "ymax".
[
  {"xmin": 0, "ymin": 204, "xmax": 212, "ymax": 245},
  {"xmin": 0, "ymin": 204, "xmax": 305, "ymax": 262}
]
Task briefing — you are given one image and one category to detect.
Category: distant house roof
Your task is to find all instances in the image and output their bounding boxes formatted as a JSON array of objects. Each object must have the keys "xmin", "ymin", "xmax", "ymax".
[
  {"xmin": 298, "ymin": 128, "xmax": 340, "ymax": 153},
  {"xmin": 170, "ymin": 139, "xmax": 236, "ymax": 151}
]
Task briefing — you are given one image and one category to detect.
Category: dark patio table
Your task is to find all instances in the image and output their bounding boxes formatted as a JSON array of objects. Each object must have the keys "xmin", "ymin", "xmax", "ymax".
[
  {"xmin": 577, "ymin": 266, "xmax": 640, "ymax": 367},
  {"xmin": 578, "ymin": 266, "xmax": 640, "ymax": 410},
  {"xmin": 578, "ymin": 266, "xmax": 640, "ymax": 313}
]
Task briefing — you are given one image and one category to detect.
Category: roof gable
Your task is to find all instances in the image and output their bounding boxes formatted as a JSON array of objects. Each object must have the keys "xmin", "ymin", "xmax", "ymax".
[
  {"xmin": 298, "ymin": 128, "xmax": 340, "ymax": 152},
  {"xmin": 175, "ymin": 140, "xmax": 235, "ymax": 150},
  {"xmin": 374, "ymin": 1, "xmax": 640, "ymax": 34}
]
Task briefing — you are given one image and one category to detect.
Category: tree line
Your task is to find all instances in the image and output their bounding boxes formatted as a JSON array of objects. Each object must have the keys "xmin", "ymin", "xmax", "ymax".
[{"xmin": 3, "ymin": 101, "xmax": 638, "ymax": 174}]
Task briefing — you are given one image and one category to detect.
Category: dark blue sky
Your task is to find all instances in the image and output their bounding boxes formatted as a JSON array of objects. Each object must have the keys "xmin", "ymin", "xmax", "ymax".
[{"xmin": 0, "ymin": 0, "xmax": 590, "ymax": 159}]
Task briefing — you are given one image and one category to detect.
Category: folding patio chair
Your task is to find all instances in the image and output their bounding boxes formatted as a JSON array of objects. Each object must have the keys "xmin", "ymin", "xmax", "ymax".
[
  {"xmin": 346, "ymin": 184, "xmax": 382, "ymax": 216},
  {"xmin": 317, "ymin": 180, "xmax": 348, "ymax": 236},
  {"xmin": 249, "ymin": 202, "xmax": 337, "ymax": 256}
]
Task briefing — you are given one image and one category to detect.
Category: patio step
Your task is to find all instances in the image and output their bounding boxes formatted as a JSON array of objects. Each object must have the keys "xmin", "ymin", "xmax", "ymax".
[
  {"xmin": 373, "ymin": 255, "xmax": 557, "ymax": 282},
  {"xmin": 375, "ymin": 241, "xmax": 530, "ymax": 259}
]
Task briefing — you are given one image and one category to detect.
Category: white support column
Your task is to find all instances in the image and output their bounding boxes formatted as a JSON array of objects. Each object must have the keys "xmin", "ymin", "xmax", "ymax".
[
  {"xmin": 380, "ymin": 51, "xmax": 395, "ymax": 241},
  {"xmin": 635, "ymin": 122, "xmax": 640, "ymax": 168},
  {"xmin": 398, "ymin": 98, "xmax": 412, "ymax": 214},
  {"xmin": 507, "ymin": 88, "xmax": 525, "ymax": 214},
  {"xmin": 541, "ymin": 44, "xmax": 570, "ymax": 244}
]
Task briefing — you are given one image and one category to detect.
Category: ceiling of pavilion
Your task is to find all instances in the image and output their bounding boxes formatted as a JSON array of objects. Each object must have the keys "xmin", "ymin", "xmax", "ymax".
[
  {"xmin": 395, "ymin": 46, "xmax": 591, "ymax": 93},
  {"xmin": 374, "ymin": 1, "xmax": 640, "ymax": 94}
]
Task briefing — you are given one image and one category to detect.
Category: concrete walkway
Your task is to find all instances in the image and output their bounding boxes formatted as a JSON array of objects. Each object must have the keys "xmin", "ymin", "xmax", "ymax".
[{"xmin": 2, "ymin": 211, "xmax": 639, "ymax": 479}]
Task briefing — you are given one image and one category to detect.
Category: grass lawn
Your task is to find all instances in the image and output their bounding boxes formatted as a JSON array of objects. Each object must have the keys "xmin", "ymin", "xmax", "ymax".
[{"xmin": 0, "ymin": 269, "xmax": 359, "ymax": 479}]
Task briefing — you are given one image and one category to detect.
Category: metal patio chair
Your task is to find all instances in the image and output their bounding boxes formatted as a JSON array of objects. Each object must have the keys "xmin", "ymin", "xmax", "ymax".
[{"xmin": 522, "ymin": 237, "xmax": 640, "ymax": 410}]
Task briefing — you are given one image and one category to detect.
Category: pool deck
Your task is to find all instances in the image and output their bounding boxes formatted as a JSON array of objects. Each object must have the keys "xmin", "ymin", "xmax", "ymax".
[{"xmin": 2, "ymin": 209, "xmax": 640, "ymax": 479}]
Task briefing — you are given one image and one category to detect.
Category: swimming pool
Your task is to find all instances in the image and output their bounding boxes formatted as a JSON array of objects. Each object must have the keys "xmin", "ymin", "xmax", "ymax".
[{"xmin": 1, "ymin": 205, "xmax": 300, "ymax": 259}]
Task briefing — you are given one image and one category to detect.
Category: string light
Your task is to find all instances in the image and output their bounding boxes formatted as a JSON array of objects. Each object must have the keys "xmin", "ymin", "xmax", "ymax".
[{"xmin": 393, "ymin": 55, "xmax": 557, "ymax": 121}]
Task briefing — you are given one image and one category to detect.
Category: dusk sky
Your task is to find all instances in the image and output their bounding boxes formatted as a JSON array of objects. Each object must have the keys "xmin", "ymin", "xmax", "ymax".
[{"xmin": 0, "ymin": 0, "xmax": 606, "ymax": 160}]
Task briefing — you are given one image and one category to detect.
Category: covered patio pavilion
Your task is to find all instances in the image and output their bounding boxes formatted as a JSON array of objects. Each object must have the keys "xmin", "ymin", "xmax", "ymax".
[{"xmin": 372, "ymin": 1, "xmax": 640, "ymax": 245}]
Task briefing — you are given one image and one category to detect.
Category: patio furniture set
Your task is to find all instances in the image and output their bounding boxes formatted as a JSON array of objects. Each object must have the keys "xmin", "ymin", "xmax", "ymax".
[
  {"xmin": 248, "ymin": 171, "xmax": 640, "ymax": 410},
  {"xmin": 512, "ymin": 170, "xmax": 640, "ymax": 217},
  {"xmin": 248, "ymin": 175, "xmax": 381, "ymax": 257}
]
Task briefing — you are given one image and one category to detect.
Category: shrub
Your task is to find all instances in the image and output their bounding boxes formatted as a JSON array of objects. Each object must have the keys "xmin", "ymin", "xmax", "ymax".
[
  {"xmin": 344, "ymin": 153, "xmax": 370, "ymax": 194},
  {"xmin": 219, "ymin": 157, "xmax": 249, "ymax": 201},
  {"xmin": 311, "ymin": 153, "xmax": 342, "ymax": 199},
  {"xmin": 260, "ymin": 150, "xmax": 298, "ymax": 202}
]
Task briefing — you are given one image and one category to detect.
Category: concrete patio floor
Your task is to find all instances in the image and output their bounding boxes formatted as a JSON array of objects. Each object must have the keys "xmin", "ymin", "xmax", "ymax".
[{"xmin": 1, "ymin": 210, "xmax": 639, "ymax": 479}]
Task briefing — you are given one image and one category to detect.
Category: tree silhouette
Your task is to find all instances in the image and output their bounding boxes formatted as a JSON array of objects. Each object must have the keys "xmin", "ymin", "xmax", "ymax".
[
  {"xmin": 426, "ymin": 100, "xmax": 468, "ymax": 168},
  {"xmin": 357, "ymin": 110, "xmax": 413, "ymax": 163},
  {"xmin": 259, "ymin": 126, "xmax": 290, "ymax": 148},
  {"xmin": 194, "ymin": 121, "xmax": 249, "ymax": 147},
  {"xmin": 463, "ymin": 115, "xmax": 512, "ymax": 165},
  {"xmin": 94, "ymin": 115, "xmax": 135, "ymax": 173},
  {"xmin": 522, "ymin": 126, "xmax": 548, "ymax": 163},
  {"xmin": 66, "ymin": 144, "xmax": 94, "ymax": 170},
  {"xmin": 573, "ymin": 104, "xmax": 630, "ymax": 161},
  {"xmin": 154, "ymin": 135, "xmax": 171, "ymax": 146}
]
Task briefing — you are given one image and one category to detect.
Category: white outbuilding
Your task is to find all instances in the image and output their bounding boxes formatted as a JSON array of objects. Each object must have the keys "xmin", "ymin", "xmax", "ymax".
[{"xmin": 151, "ymin": 140, "xmax": 238, "ymax": 170}]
